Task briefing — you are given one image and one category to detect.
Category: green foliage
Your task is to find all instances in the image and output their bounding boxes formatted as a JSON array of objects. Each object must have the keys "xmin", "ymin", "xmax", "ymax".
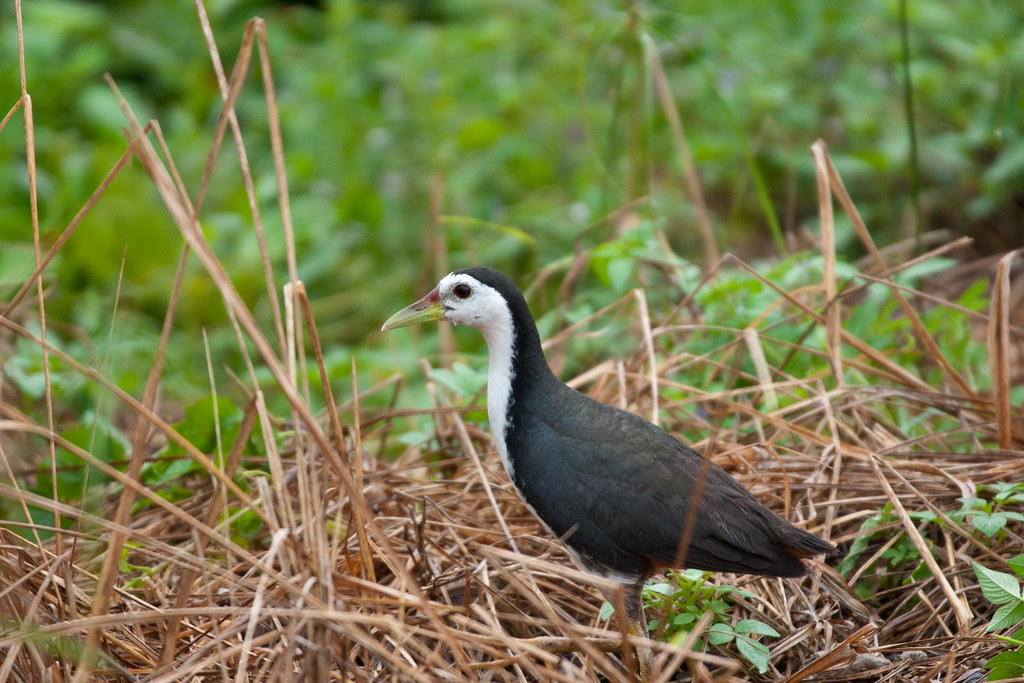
[
  {"xmin": 958, "ymin": 483, "xmax": 1024, "ymax": 539},
  {"xmin": 3, "ymin": 0, "xmax": 1021, "ymax": 410},
  {"xmin": 39, "ymin": 423, "xmax": 124, "ymax": 500},
  {"xmin": 142, "ymin": 395, "xmax": 242, "ymax": 486},
  {"xmin": 843, "ymin": 484, "xmax": 1024, "ymax": 600},
  {"xmin": 706, "ymin": 619, "xmax": 781, "ymax": 675},
  {"xmin": 973, "ymin": 556, "xmax": 1024, "ymax": 680},
  {"xmin": 984, "ymin": 649, "xmax": 1024, "ymax": 682},
  {"xmin": 3, "ymin": 624, "xmax": 90, "ymax": 669},
  {"xmin": 839, "ymin": 502, "xmax": 930, "ymax": 599},
  {"xmin": 10, "ymin": 420, "xmax": 126, "ymax": 537},
  {"xmin": 428, "ymin": 363, "xmax": 487, "ymax": 400},
  {"xmin": 137, "ymin": 394, "xmax": 263, "ymax": 518},
  {"xmin": 590, "ymin": 220, "xmax": 699, "ymax": 297},
  {"xmin": 231, "ymin": 507, "xmax": 265, "ymax": 544},
  {"xmin": 640, "ymin": 570, "xmax": 779, "ymax": 674},
  {"xmin": 655, "ymin": 248, "xmax": 991, "ymax": 443},
  {"xmin": 119, "ymin": 541, "xmax": 156, "ymax": 576}
]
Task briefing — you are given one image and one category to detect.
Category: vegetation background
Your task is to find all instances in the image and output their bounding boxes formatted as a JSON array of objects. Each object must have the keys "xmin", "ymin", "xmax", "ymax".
[
  {"xmin": 2, "ymin": 0, "xmax": 1022, "ymax": 407},
  {"xmin": 2, "ymin": 0, "xmax": 1024, "ymax": 680}
]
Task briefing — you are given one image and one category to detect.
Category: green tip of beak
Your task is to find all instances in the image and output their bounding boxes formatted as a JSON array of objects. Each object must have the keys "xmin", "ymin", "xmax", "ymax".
[{"xmin": 381, "ymin": 288, "xmax": 444, "ymax": 331}]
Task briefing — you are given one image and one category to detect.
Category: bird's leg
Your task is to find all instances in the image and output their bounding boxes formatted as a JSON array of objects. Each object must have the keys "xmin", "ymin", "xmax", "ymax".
[{"xmin": 622, "ymin": 582, "xmax": 653, "ymax": 682}]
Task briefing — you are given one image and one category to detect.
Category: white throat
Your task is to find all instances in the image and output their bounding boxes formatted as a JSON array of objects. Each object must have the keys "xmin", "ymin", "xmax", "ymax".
[{"xmin": 478, "ymin": 311, "xmax": 516, "ymax": 479}]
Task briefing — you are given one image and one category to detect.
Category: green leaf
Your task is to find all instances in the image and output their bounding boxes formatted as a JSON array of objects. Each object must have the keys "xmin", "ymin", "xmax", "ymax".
[
  {"xmin": 973, "ymin": 512, "xmax": 1009, "ymax": 538},
  {"xmin": 974, "ymin": 562, "xmax": 1022, "ymax": 604},
  {"xmin": 599, "ymin": 601, "xmax": 615, "ymax": 621},
  {"xmin": 5, "ymin": 354, "xmax": 50, "ymax": 399},
  {"xmin": 706, "ymin": 623, "xmax": 734, "ymax": 645},
  {"xmin": 233, "ymin": 508, "xmax": 264, "ymax": 542},
  {"xmin": 668, "ymin": 629, "xmax": 704, "ymax": 649},
  {"xmin": 428, "ymin": 363, "xmax": 486, "ymax": 398},
  {"xmin": 0, "ymin": 242, "xmax": 42, "ymax": 287},
  {"xmin": 734, "ymin": 633, "xmax": 772, "ymax": 674},
  {"xmin": 164, "ymin": 394, "xmax": 245, "ymax": 461},
  {"xmin": 37, "ymin": 424, "xmax": 125, "ymax": 502},
  {"xmin": 955, "ymin": 278, "xmax": 988, "ymax": 311},
  {"xmin": 892, "ymin": 257, "xmax": 955, "ymax": 287},
  {"xmin": 717, "ymin": 586, "xmax": 758, "ymax": 599},
  {"xmin": 999, "ymin": 491, "xmax": 1024, "ymax": 503},
  {"xmin": 985, "ymin": 482, "xmax": 1019, "ymax": 496},
  {"xmin": 990, "ymin": 601, "xmax": 1024, "ymax": 633},
  {"xmin": 839, "ymin": 507, "xmax": 891, "ymax": 576},
  {"xmin": 644, "ymin": 582, "xmax": 675, "ymax": 598},
  {"xmin": 156, "ymin": 456, "xmax": 200, "ymax": 481},
  {"xmin": 1007, "ymin": 555, "xmax": 1024, "ymax": 580},
  {"xmin": 607, "ymin": 258, "xmax": 634, "ymax": 293},
  {"xmin": 397, "ymin": 429, "xmax": 433, "ymax": 446},
  {"xmin": 119, "ymin": 541, "xmax": 154, "ymax": 574},
  {"xmin": 672, "ymin": 612, "xmax": 698, "ymax": 626},
  {"xmin": 910, "ymin": 560, "xmax": 933, "ymax": 583},
  {"xmin": 995, "ymin": 491, "xmax": 1024, "ymax": 504},
  {"xmin": 457, "ymin": 117, "xmax": 504, "ymax": 150},
  {"xmin": 983, "ymin": 649, "xmax": 1024, "ymax": 680},
  {"xmin": 735, "ymin": 619, "xmax": 780, "ymax": 637}
]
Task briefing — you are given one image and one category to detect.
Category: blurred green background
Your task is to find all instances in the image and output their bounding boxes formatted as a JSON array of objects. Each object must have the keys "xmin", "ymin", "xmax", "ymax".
[{"xmin": 1, "ymin": 0, "xmax": 1021, "ymax": 410}]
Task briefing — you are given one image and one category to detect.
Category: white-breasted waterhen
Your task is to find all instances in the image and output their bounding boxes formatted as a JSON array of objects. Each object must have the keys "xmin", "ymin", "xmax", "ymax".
[{"xmin": 382, "ymin": 266, "xmax": 837, "ymax": 677}]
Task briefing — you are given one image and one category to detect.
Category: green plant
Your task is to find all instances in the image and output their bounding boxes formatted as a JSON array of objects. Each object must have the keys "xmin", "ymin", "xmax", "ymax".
[
  {"xmin": 5, "ymin": 0, "xmax": 1021, "ymax": 416},
  {"xmin": 973, "ymin": 555, "xmax": 1024, "ymax": 680},
  {"xmin": 602, "ymin": 569, "xmax": 779, "ymax": 674},
  {"xmin": 957, "ymin": 483, "xmax": 1024, "ymax": 539},
  {"xmin": 842, "ymin": 483, "xmax": 1024, "ymax": 605},
  {"xmin": 141, "ymin": 395, "xmax": 254, "ymax": 484},
  {"xmin": 840, "ymin": 502, "xmax": 935, "ymax": 599}
]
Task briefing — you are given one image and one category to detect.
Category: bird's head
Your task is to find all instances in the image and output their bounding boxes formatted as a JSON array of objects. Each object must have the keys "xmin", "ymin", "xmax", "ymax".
[{"xmin": 381, "ymin": 269, "xmax": 514, "ymax": 339}]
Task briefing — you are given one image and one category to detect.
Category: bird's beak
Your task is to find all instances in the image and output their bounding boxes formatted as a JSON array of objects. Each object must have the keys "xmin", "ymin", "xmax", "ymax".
[{"xmin": 381, "ymin": 287, "xmax": 444, "ymax": 331}]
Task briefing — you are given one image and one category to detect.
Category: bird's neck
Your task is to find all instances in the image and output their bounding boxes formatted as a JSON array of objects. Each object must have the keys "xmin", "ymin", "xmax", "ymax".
[{"xmin": 478, "ymin": 296, "xmax": 555, "ymax": 480}]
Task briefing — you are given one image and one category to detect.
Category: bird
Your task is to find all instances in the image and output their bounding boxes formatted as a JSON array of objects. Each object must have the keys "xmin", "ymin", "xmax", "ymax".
[{"xmin": 382, "ymin": 266, "xmax": 837, "ymax": 678}]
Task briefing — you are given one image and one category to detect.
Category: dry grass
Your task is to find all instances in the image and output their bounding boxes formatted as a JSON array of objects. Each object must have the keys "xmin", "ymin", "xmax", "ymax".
[{"xmin": 3, "ymin": 6, "xmax": 1024, "ymax": 682}]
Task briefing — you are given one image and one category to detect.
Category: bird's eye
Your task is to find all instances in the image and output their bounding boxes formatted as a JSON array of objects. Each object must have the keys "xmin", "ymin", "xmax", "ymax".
[{"xmin": 453, "ymin": 283, "xmax": 472, "ymax": 299}]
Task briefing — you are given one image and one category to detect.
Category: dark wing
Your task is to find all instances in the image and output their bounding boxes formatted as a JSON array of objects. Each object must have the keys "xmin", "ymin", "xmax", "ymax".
[{"xmin": 509, "ymin": 385, "xmax": 834, "ymax": 579}]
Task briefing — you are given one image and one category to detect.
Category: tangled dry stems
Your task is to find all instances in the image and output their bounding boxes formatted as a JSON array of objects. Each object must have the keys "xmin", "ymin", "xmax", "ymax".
[{"xmin": 2, "ymin": 245, "xmax": 1022, "ymax": 680}]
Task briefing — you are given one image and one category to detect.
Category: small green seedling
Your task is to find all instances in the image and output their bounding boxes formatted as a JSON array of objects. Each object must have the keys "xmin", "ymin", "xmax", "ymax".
[
  {"xmin": 973, "ymin": 555, "xmax": 1024, "ymax": 680},
  {"xmin": 602, "ymin": 569, "xmax": 780, "ymax": 674}
]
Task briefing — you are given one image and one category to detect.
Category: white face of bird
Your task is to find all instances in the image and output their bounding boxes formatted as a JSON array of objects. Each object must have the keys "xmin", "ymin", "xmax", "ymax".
[
  {"xmin": 433, "ymin": 272, "xmax": 512, "ymax": 333},
  {"xmin": 381, "ymin": 271, "xmax": 512, "ymax": 342}
]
